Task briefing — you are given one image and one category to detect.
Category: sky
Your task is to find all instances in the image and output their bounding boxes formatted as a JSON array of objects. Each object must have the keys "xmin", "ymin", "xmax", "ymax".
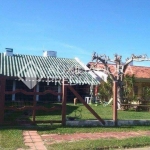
[{"xmin": 1, "ymin": 0, "xmax": 150, "ymax": 66}]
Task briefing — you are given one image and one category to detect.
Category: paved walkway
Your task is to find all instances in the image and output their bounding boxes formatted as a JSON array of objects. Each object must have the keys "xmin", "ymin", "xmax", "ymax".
[
  {"xmin": 41, "ymin": 131, "xmax": 150, "ymax": 145},
  {"xmin": 18, "ymin": 130, "xmax": 150, "ymax": 150},
  {"xmin": 18, "ymin": 130, "xmax": 47, "ymax": 150}
]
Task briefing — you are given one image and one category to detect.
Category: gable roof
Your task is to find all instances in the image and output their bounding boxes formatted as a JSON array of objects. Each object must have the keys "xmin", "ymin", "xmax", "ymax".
[
  {"xmin": 0, "ymin": 53, "xmax": 100, "ymax": 85},
  {"xmin": 88, "ymin": 62, "xmax": 150, "ymax": 79},
  {"xmin": 126, "ymin": 65, "xmax": 150, "ymax": 79}
]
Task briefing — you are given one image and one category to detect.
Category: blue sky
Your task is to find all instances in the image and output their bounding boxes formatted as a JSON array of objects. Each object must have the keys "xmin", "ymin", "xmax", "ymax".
[{"xmin": 1, "ymin": 0, "xmax": 150, "ymax": 66}]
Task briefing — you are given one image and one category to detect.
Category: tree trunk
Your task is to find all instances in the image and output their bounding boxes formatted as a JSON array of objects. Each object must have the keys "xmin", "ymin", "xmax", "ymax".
[
  {"xmin": 117, "ymin": 85, "xmax": 124, "ymax": 110},
  {"xmin": 117, "ymin": 86, "xmax": 121, "ymax": 109}
]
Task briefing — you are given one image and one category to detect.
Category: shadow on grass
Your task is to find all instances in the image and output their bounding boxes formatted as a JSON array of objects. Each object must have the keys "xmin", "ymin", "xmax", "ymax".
[
  {"xmin": 1, "ymin": 120, "xmax": 150, "ymax": 134},
  {"xmin": 3, "ymin": 103, "xmax": 79, "ymax": 128},
  {"xmin": 35, "ymin": 103, "xmax": 78, "ymax": 116}
]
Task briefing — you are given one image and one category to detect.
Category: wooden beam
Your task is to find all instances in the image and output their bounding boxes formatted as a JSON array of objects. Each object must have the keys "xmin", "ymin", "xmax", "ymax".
[
  {"xmin": 4, "ymin": 106, "xmax": 61, "ymax": 111},
  {"xmin": 4, "ymin": 120, "xmax": 62, "ymax": 125},
  {"xmin": 67, "ymin": 85, "xmax": 105, "ymax": 125},
  {"xmin": 35, "ymin": 120, "xmax": 62, "ymax": 124},
  {"xmin": 5, "ymin": 89, "xmax": 62, "ymax": 96},
  {"xmin": 62, "ymin": 79, "xmax": 67, "ymax": 126},
  {"xmin": 113, "ymin": 81, "xmax": 118, "ymax": 126},
  {"xmin": 32, "ymin": 85, "xmax": 37, "ymax": 124},
  {"xmin": 0, "ymin": 77, "xmax": 6, "ymax": 124}
]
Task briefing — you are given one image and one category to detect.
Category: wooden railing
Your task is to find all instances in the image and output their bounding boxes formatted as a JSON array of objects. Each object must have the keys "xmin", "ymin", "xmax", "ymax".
[
  {"xmin": 4, "ymin": 88, "xmax": 62, "ymax": 125},
  {"xmin": 5, "ymin": 89, "xmax": 62, "ymax": 96},
  {"xmin": 4, "ymin": 106, "xmax": 61, "ymax": 111}
]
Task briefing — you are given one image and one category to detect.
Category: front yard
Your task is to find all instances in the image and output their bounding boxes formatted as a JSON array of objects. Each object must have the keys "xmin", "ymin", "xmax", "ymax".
[{"xmin": 1, "ymin": 103, "xmax": 150, "ymax": 149}]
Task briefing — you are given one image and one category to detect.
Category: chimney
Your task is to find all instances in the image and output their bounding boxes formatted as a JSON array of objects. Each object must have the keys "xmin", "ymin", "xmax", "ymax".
[
  {"xmin": 43, "ymin": 51, "xmax": 57, "ymax": 57},
  {"xmin": 4, "ymin": 48, "xmax": 13, "ymax": 56}
]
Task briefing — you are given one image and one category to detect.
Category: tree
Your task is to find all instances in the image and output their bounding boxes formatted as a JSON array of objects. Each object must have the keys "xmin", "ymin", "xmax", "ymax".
[
  {"xmin": 142, "ymin": 86, "xmax": 150, "ymax": 100},
  {"xmin": 98, "ymin": 76, "xmax": 113, "ymax": 102},
  {"xmin": 123, "ymin": 74, "xmax": 136, "ymax": 103},
  {"xmin": 89, "ymin": 53, "xmax": 149, "ymax": 109}
]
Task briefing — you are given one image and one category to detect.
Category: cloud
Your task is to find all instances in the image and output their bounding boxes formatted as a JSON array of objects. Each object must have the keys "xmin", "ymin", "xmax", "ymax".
[
  {"xmin": 61, "ymin": 43, "xmax": 75, "ymax": 49},
  {"xmin": 60, "ymin": 42, "xmax": 91, "ymax": 56}
]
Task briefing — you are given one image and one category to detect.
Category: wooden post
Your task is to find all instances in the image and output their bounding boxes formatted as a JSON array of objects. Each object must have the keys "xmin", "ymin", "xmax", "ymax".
[
  {"xmin": 12, "ymin": 80, "xmax": 16, "ymax": 101},
  {"xmin": 113, "ymin": 81, "xmax": 117, "ymax": 126},
  {"xmin": 95, "ymin": 85, "xmax": 98, "ymax": 96},
  {"xmin": 95, "ymin": 85, "xmax": 98, "ymax": 103},
  {"xmin": 58, "ymin": 85, "xmax": 61, "ymax": 102},
  {"xmin": 32, "ymin": 85, "xmax": 37, "ymax": 124},
  {"xmin": 36, "ymin": 82, "xmax": 39, "ymax": 101},
  {"xmin": 62, "ymin": 78, "xmax": 67, "ymax": 126},
  {"xmin": 0, "ymin": 77, "xmax": 6, "ymax": 124}
]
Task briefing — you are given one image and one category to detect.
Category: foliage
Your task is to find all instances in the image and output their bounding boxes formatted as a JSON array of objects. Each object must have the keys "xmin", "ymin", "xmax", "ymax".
[
  {"xmin": 97, "ymin": 76, "xmax": 113, "ymax": 102},
  {"xmin": 97, "ymin": 74, "xmax": 136, "ymax": 103},
  {"xmin": 143, "ymin": 86, "xmax": 150, "ymax": 100},
  {"xmin": 123, "ymin": 74, "xmax": 136, "ymax": 102}
]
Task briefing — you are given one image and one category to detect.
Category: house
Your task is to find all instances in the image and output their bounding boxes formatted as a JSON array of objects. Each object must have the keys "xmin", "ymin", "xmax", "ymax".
[
  {"xmin": 87, "ymin": 62, "xmax": 150, "ymax": 101},
  {"xmin": 0, "ymin": 48, "xmax": 107, "ymax": 124},
  {"xmin": 0, "ymin": 49, "xmax": 101, "ymax": 103},
  {"xmin": 125, "ymin": 65, "xmax": 150, "ymax": 100}
]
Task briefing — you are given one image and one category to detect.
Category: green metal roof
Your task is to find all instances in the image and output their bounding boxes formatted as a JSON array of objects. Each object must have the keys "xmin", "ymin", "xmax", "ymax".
[{"xmin": 0, "ymin": 53, "xmax": 99, "ymax": 85}]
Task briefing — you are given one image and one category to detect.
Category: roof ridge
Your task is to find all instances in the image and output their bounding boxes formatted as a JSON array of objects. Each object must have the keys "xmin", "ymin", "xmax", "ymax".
[
  {"xmin": 0, "ymin": 52, "xmax": 75, "ymax": 60},
  {"xmin": 89, "ymin": 62, "xmax": 150, "ymax": 68},
  {"xmin": 131, "ymin": 65, "xmax": 150, "ymax": 68}
]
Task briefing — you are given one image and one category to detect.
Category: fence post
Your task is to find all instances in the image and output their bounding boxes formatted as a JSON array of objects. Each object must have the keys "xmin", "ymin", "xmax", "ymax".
[
  {"xmin": 0, "ymin": 77, "xmax": 6, "ymax": 124},
  {"xmin": 62, "ymin": 78, "xmax": 67, "ymax": 126},
  {"xmin": 32, "ymin": 85, "xmax": 37, "ymax": 124}
]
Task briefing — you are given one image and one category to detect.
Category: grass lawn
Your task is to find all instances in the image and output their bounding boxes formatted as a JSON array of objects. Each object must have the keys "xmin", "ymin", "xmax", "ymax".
[
  {"xmin": 0, "ymin": 128, "xmax": 26, "ymax": 150},
  {"xmin": 1, "ymin": 102, "xmax": 150, "ymax": 149},
  {"xmin": 47, "ymin": 136, "xmax": 150, "ymax": 150},
  {"xmin": 33, "ymin": 103, "xmax": 150, "ymax": 121}
]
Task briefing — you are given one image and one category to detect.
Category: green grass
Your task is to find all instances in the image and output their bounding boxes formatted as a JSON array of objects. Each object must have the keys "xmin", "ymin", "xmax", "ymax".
[
  {"xmin": 0, "ymin": 128, "xmax": 26, "ymax": 150},
  {"xmin": 37, "ymin": 124, "xmax": 150, "ymax": 135},
  {"xmin": 47, "ymin": 136, "xmax": 150, "ymax": 150},
  {"xmin": 31, "ymin": 103, "xmax": 150, "ymax": 121}
]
